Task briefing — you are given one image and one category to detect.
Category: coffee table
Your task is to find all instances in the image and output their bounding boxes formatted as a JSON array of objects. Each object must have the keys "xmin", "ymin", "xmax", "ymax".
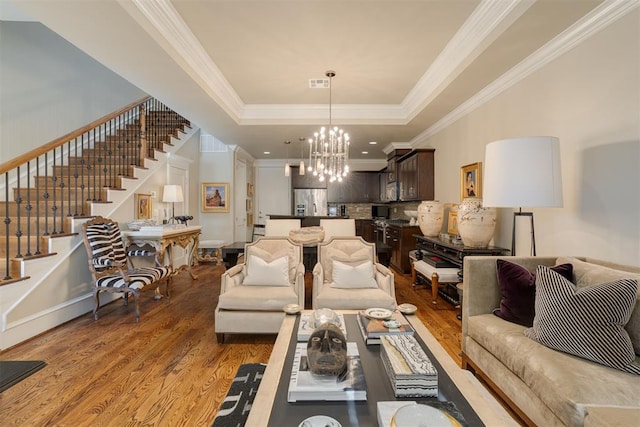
[{"xmin": 246, "ymin": 310, "xmax": 517, "ymax": 426}]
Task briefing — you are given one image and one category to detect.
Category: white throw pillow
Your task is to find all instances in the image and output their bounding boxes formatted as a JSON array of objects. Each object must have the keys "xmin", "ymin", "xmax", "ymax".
[
  {"xmin": 331, "ymin": 260, "xmax": 378, "ymax": 289},
  {"xmin": 243, "ymin": 255, "xmax": 290, "ymax": 286}
]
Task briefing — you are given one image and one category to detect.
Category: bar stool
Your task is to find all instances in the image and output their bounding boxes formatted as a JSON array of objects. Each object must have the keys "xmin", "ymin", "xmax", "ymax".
[{"xmin": 252, "ymin": 224, "xmax": 266, "ymax": 241}]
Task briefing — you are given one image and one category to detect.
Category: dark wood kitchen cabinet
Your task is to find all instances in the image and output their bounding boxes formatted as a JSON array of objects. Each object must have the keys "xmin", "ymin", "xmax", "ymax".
[
  {"xmin": 327, "ymin": 172, "xmax": 378, "ymax": 203},
  {"xmin": 356, "ymin": 219, "xmax": 374, "ymax": 243},
  {"xmin": 398, "ymin": 149, "xmax": 435, "ymax": 202},
  {"xmin": 386, "ymin": 224, "xmax": 420, "ymax": 273},
  {"xmin": 291, "ymin": 166, "xmax": 326, "ymax": 188}
]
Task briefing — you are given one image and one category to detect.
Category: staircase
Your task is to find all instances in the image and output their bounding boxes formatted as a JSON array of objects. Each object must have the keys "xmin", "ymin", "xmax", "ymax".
[{"xmin": 0, "ymin": 97, "xmax": 192, "ymax": 286}]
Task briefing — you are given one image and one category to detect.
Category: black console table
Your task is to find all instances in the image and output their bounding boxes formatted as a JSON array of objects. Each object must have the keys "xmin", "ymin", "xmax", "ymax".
[{"xmin": 413, "ymin": 235, "xmax": 509, "ymax": 314}]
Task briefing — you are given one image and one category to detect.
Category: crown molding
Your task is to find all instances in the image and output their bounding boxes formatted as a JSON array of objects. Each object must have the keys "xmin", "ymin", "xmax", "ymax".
[
  {"xmin": 411, "ymin": 0, "xmax": 639, "ymax": 145},
  {"xmin": 129, "ymin": 0, "xmax": 244, "ymax": 120},
  {"xmin": 131, "ymin": 0, "xmax": 637, "ymax": 131},
  {"xmin": 402, "ymin": 0, "xmax": 535, "ymax": 121}
]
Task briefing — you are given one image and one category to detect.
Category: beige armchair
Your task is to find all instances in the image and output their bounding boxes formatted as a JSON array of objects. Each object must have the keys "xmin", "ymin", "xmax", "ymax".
[
  {"xmin": 215, "ymin": 237, "xmax": 304, "ymax": 342},
  {"xmin": 312, "ymin": 237, "xmax": 396, "ymax": 310},
  {"xmin": 319, "ymin": 218, "xmax": 356, "ymax": 241},
  {"xmin": 264, "ymin": 219, "xmax": 301, "ymax": 237}
]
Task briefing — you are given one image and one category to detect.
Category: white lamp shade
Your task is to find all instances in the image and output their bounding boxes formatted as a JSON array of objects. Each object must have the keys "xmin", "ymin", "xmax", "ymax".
[
  {"xmin": 483, "ymin": 136, "xmax": 563, "ymax": 208},
  {"xmin": 162, "ymin": 185, "xmax": 184, "ymax": 203}
]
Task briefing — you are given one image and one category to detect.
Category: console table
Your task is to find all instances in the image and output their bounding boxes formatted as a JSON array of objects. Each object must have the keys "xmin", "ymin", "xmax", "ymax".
[
  {"xmin": 122, "ymin": 225, "xmax": 202, "ymax": 280},
  {"xmin": 413, "ymin": 235, "xmax": 509, "ymax": 308}
]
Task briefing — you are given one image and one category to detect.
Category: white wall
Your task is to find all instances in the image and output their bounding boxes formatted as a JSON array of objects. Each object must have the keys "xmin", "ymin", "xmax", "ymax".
[
  {"xmin": 0, "ymin": 21, "xmax": 147, "ymax": 163},
  {"xmin": 417, "ymin": 10, "xmax": 639, "ymax": 266}
]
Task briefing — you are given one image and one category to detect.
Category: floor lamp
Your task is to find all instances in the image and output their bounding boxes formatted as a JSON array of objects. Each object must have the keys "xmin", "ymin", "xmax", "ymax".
[
  {"xmin": 483, "ymin": 136, "xmax": 563, "ymax": 256},
  {"xmin": 162, "ymin": 184, "xmax": 184, "ymax": 224}
]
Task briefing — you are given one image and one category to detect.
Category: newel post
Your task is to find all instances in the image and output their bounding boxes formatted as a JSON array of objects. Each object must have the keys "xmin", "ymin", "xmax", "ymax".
[{"xmin": 139, "ymin": 103, "xmax": 147, "ymax": 161}]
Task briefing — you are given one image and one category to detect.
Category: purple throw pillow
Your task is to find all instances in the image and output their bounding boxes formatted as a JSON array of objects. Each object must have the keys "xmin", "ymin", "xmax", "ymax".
[{"xmin": 492, "ymin": 260, "xmax": 573, "ymax": 327}]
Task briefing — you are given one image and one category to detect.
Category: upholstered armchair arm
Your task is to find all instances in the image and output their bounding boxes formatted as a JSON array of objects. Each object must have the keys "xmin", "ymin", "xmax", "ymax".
[
  {"xmin": 375, "ymin": 263, "xmax": 395, "ymax": 299},
  {"xmin": 312, "ymin": 262, "xmax": 325, "ymax": 308},
  {"xmin": 221, "ymin": 263, "xmax": 245, "ymax": 293},
  {"xmin": 293, "ymin": 262, "xmax": 306, "ymax": 306}
]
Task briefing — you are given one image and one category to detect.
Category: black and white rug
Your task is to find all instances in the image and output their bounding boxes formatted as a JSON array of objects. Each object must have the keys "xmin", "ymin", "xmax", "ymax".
[
  {"xmin": 0, "ymin": 360, "xmax": 46, "ymax": 393},
  {"xmin": 212, "ymin": 363, "xmax": 266, "ymax": 427}
]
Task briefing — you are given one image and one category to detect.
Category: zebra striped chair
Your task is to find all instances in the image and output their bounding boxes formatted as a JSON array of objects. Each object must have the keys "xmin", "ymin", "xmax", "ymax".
[{"xmin": 81, "ymin": 216, "xmax": 173, "ymax": 322}]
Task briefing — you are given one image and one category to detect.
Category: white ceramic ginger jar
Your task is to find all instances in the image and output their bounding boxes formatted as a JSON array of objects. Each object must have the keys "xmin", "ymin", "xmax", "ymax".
[
  {"xmin": 417, "ymin": 200, "xmax": 444, "ymax": 237},
  {"xmin": 457, "ymin": 198, "xmax": 497, "ymax": 248}
]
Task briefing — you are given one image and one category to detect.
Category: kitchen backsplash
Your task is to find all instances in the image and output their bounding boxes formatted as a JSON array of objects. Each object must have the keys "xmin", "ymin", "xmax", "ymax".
[{"xmin": 344, "ymin": 202, "xmax": 421, "ymax": 220}]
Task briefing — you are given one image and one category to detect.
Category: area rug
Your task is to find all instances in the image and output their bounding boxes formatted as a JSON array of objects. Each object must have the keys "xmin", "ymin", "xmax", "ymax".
[
  {"xmin": 0, "ymin": 360, "xmax": 46, "ymax": 393},
  {"xmin": 212, "ymin": 363, "xmax": 266, "ymax": 427}
]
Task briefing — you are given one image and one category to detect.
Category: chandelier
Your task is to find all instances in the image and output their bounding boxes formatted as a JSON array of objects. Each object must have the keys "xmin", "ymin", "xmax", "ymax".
[{"xmin": 307, "ymin": 71, "xmax": 350, "ymax": 182}]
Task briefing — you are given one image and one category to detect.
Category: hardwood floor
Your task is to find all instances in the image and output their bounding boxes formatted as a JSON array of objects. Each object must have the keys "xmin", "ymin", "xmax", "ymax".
[{"xmin": 0, "ymin": 262, "xmax": 465, "ymax": 426}]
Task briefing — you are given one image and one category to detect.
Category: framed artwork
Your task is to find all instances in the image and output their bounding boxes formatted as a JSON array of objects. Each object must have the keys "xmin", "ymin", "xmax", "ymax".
[
  {"xmin": 135, "ymin": 193, "xmax": 152, "ymax": 219},
  {"xmin": 460, "ymin": 162, "xmax": 482, "ymax": 200},
  {"xmin": 202, "ymin": 182, "xmax": 229, "ymax": 213},
  {"xmin": 247, "ymin": 183, "xmax": 254, "ymax": 197},
  {"xmin": 447, "ymin": 211, "xmax": 458, "ymax": 236}
]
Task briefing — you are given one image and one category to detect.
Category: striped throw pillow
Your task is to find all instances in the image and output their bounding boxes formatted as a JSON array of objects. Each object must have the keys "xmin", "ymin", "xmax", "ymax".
[{"xmin": 524, "ymin": 266, "xmax": 640, "ymax": 375}]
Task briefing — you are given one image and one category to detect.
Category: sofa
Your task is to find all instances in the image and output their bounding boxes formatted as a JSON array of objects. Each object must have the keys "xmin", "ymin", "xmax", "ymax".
[{"xmin": 462, "ymin": 256, "xmax": 640, "ymax": 426}]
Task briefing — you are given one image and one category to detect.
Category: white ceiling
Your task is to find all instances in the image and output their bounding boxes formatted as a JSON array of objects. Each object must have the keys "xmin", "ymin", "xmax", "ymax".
[{"xmin": 4, "ymin": 0, "xmax": 621, "ymax": 162}]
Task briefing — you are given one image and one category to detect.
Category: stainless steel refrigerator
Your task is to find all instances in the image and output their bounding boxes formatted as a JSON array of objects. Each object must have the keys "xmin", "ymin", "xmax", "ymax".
[{"xmin": 293, "ymin": 189, "xmax": 328, "ymax": 216}]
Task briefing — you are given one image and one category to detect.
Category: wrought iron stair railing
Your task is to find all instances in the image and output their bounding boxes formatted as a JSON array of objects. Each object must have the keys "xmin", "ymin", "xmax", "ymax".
[{"xmin": 0, "ymin": 96, "xmax": 190, "ymax": 283}]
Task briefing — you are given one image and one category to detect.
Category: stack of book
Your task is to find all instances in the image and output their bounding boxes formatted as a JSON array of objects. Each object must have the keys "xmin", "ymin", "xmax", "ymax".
[
  {"xmin": 421, "ymin": 254, "xmax": 457, "ymax": 269},
  {"xmin": 356, "ymin": 311, "xmax": 414, "ymax": 345},
  {"xmin": 287, "ymin": 342, "xmax": 367, "ymax": 402},
  {"xmin": 380, "ymin": 335, "xmax": 438, "ymax": 397},
  {"xmin": 297, "ymin": 313, "xmax": 347, "ymax": 341}
]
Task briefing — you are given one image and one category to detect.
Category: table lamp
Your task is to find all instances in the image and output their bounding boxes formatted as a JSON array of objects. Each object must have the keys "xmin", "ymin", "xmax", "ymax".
[
  {"xmin": 483, "ymin": 136, "xmax": 563, "ymax": 255},
  {"xmin": 162, "ymin": 184, "xmax": 184, "ymax": 224}
]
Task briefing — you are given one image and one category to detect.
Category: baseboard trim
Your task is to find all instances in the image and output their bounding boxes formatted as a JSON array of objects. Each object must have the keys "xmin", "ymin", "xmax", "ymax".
[{"xmin": 1, "ymin": 292, "xmax": 117, "ymax": 351}]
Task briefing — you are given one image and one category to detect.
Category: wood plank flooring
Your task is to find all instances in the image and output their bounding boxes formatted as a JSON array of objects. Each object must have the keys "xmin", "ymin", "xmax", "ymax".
[{"xmin": 0, "ymin": 262, "xmax": 477, "ymax": 426}]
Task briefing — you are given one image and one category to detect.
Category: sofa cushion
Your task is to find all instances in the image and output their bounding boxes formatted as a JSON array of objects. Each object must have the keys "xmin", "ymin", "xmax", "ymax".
[
  {"xmin": 467, "ymin": 314, "xmax": 640, "ymax": 426},
  {"xmin": 493, "ymin": 259, "xmax": 573, "ymax": 327},
  {"xmin": 557, "ymin": 256, "xmax": 640, "ymax": 356},
  {"xmin": 524, "ymin": 266, "xmax": 640, "ymax": 375},
  {"xmin": 217, "ymin": 285, "xmax": 298, "ymax": 310},
  {"xmin": 315, "ymin": 282, "xmax": 396, "ymax": 310},
  {"xmin": 331, "ymin": 260, "xmax": 377, "ymax": 289},
  {"xmin": 243, "ymin": 255, "xmax": 289, "ymax": 286}
]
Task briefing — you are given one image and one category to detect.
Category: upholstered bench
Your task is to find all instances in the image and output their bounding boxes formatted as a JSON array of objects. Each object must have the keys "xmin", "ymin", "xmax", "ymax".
[{"xmin": 412, "ymin": 259, "xmax": 460, "ymax": 304}]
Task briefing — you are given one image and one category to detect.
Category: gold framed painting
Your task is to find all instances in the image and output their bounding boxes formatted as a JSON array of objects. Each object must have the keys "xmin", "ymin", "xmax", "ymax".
[
  {"xmin": 202, "ymin": 182, "xmax": 229, "ymax": 213},
  {"xmin": 135, "ymin": 193, "xmax": 152, "ymax": 219},
  {"xmin": 447, "ymin": 210, "xmax": 458, "ymax": 235},
  {"xmin": 460, "ymin": 162, "xmax": 482, "ymax": 200}
]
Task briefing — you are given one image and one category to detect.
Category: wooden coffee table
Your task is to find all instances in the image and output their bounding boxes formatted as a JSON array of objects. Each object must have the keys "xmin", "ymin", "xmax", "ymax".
[{"xmin": 246, "ymin": 310, "xmax": 517, "ymax": 426}]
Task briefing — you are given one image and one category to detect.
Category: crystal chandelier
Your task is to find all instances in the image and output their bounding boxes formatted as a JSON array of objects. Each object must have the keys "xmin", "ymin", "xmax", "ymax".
[{"xmin": 307, "ymin": 71, "xmax": 350, "ymax": 182}]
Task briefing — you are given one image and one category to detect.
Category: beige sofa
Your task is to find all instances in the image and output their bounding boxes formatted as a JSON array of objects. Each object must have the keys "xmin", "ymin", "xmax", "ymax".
[{"xmin": 462, "ymin": 256, "xmax": 640, "ymax": 426}]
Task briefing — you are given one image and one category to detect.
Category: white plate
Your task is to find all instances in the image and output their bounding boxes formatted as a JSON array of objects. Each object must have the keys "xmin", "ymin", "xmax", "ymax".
[
  {"xmin": 397, "ymin": 303, "xmax": 418, "ymax": 315},
  {"xmin": 392, "ymin": 403, "xmax": 459, "ymax": 427},
  {"xmin": 283, "ymin": 303, "xmax": 301, "ymax": 314},
  {"xmin": 298, "ymin": 415, "xmax": 342, "ymax": 427},
  {"xmin": 364, "ymin": 308, "xmax": 393, "ymax": 320}
]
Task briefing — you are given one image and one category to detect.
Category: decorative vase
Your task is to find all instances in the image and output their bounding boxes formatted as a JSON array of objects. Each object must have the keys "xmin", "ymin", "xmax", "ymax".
[
  {"xmin": 417, "ymin": 200, "xmax": 444, "ymax": 237},
  {"xmin": 457, "ymin": 198, "xmax": 497, "ymax": 248}
]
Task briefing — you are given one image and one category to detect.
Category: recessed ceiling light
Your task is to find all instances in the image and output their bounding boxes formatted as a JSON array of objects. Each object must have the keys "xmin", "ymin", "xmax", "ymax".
[
  {"xmin": 362, "ymin": 151, "xmax": 369, "ymax": 154},
  {"xmin": 264, "ymin": 151, "xmax": 271, "ymax": 155},
  {"xmin": 369, "ymin": 141, "xmax": 377, "ymax": 145}
]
